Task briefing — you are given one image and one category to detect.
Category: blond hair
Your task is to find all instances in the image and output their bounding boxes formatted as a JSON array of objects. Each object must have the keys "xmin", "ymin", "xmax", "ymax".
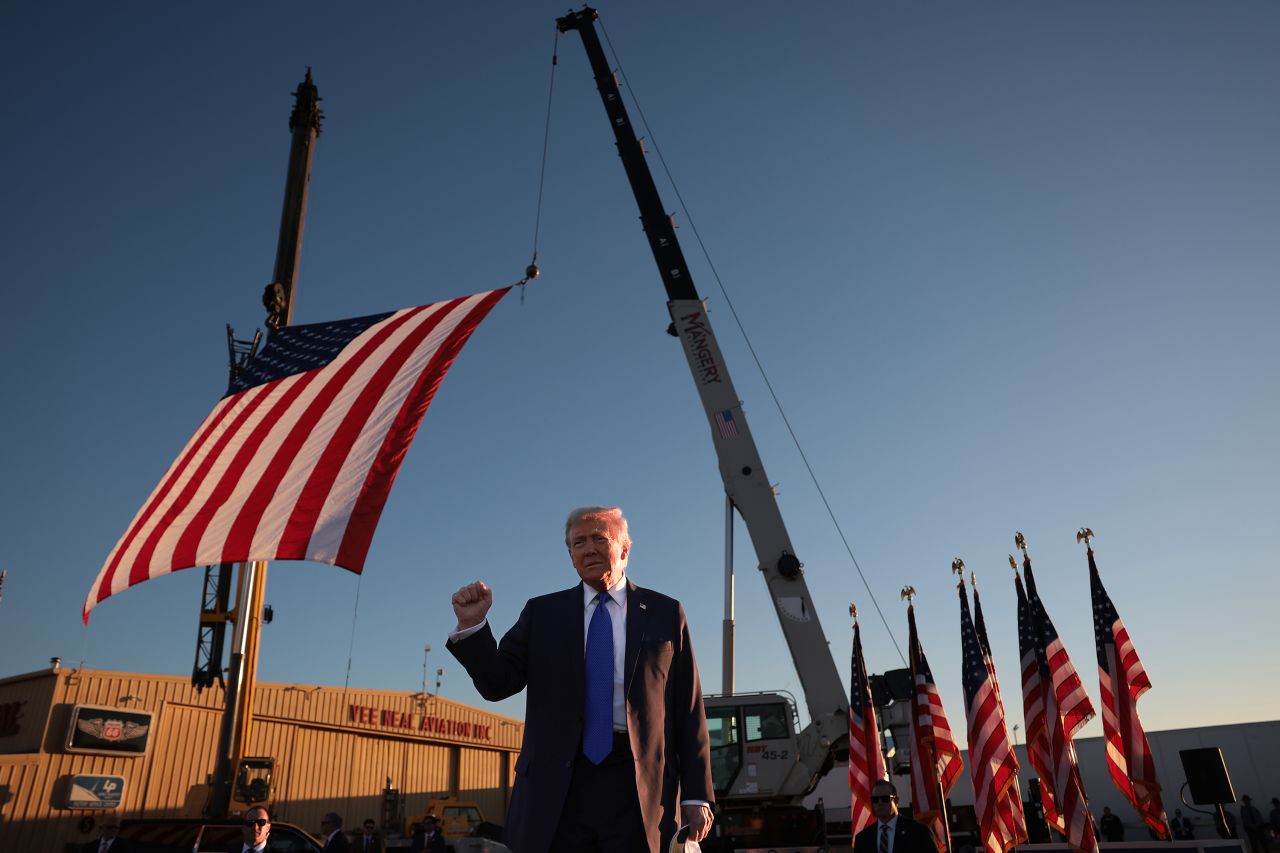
[{"xmin": 564, "ymin": 506, "xmax": 631, "ymax": 547}]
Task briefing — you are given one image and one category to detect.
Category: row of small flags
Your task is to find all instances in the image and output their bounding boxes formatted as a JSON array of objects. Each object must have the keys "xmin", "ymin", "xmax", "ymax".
[{"xmin": 849, "ymin": 531, "xmax": 1168, "ymax": 853}]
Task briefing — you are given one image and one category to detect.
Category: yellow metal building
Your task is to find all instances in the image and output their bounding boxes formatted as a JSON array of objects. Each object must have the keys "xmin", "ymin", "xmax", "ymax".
[{"xmin": 0, "ymin": 664, "xmax": 523, "ymax": 851}]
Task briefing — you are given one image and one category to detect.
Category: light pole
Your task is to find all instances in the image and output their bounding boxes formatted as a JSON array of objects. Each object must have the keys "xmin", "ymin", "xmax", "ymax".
[{"xmin": 422, "ymin": 644, "xmax": 431, "ymax": 696}]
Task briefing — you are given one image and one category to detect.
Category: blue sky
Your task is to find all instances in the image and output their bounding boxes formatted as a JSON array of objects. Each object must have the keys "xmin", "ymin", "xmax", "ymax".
[{"xmin": 2, "ymin": 1, "xmax": 1277, "ymax": 746}]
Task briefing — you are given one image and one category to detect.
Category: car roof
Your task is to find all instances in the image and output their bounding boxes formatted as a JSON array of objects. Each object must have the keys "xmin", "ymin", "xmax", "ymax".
[{"xmin": 118, "ymin": 817, "xmax": 320, "ymax": 849}]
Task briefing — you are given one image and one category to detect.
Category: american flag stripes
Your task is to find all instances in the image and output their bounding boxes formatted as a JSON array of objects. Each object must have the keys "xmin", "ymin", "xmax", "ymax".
[
  {"xmin": 84, "ymin": 288, "xmax": 510, "ymax": 622},
  {"xmin": 1015, "ymin": 571, "xmax": 1060, "ymax": 831},
  {"xmin": 1088, "ymin": 544, "xmax": 1169, "ymax": 839},
  {"xmin": 849, "ymin": 614, "xmax": 887, "ymax": 837},
  {"xmin": 972, "ymin": 582, "xmax": 1027, "ymax": 847},
  {"xmin": 959, "ymin": 583, "xmax": 1025, "ymax": 853},
  {"xmin": 713, "ymin": 408, "xmax": 739, "ymax": 439},
  {"xmin": 1021, "ymin": 553, "xmax": 1095, "ymax": 738},
  {"xmin": 1016, "ymin": 573, "xmax": 1098, "ymax": 853},
  {"xmin": 908, "ymin": 602, "xmax": 963, "ymax": 853}
]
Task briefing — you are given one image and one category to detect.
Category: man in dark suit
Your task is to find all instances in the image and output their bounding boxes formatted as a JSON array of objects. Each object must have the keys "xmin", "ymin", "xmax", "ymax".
[
  {"xmin": 853, "ymin": 780, "xmax": 939, "ymax": 853},
  {"xmin": 356, "ymin": 818, "xmax": 383, "ymax": 853},
  {"xmin": 84, "ymin": 818, "xmax": 130, "ymax": 853},
  {"xmin": 421, "ymin": 815, "xmax": 447, "ymax": 853},
  {"xmin": 448, "ymin": 506, "xmax": 714, "ymax": 853},
  {"xmin": 236, "ymin": 806, "xmax": 271, "ymax": 853},
  {"xmin": 320, "ymin": 812, "xmax": 352, "ymax": 852}
]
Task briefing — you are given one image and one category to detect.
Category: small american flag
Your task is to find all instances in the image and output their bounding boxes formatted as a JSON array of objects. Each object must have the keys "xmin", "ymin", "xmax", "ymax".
[
  {"xmin": 959, "ymin": 584, "xmax": 1025, "ymax": 853},
  {"xmin": 1016, "ymin": 574, "xmax": 1098, "ymax": 853},
  {"xmin": 1016, "ymin": 573, "xmax": 1060, "ymax": 831},
  {"xmin": 713, "ymin": 408, "xmax": 739, "ymax": 439},
  {"xmin": 84, "ymin": 288, "xmax": 509, "ymax": 623},
  {"xmin": 849, "ymin": 615, "xmax": 887, "ymax": 837},
  {"xmin": 1022, "ymin": 555, "xmax": 1095, "ymax": 738},
  {"xmin": 908, "ymin": 602, "xmax": 963, "ymax": 853},
  {"xmin": 972, "ymin": 583, "xmax": 1027, "ymax": 849},
  {"xmin": 1089, "ymin": 545, "xmax": 1169, "ymax": 839}
]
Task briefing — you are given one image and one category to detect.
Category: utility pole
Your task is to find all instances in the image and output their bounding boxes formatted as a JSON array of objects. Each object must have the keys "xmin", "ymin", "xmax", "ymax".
[{"xmin": 204, "ymin": 69, "xmax": 322, "ymax": 819}]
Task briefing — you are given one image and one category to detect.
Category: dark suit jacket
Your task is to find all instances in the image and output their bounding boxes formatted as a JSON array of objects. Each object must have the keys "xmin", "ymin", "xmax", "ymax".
[
  {"xmin": 854, "ymin": 816, "xmax": 939, "ymax": 853},
  {"xmin": 323, "ymin": 830, "xmax": 353, "ymax": 852},
  {"xmin": 448, "ymin": 579, "xmax": 713, "ymax": 853},
  {"xmin": 83, "ymin": 839, "xmax": 131, "ymax": 853},
  {"xmin": 355, "ymin": 833, "xmax": 383, "ymax": 853}
]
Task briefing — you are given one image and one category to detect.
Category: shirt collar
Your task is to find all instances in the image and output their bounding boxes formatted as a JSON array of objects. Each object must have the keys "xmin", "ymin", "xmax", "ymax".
[{"xmin": 582, "ymin": 576, "xmax": 626, "ymax": 609}]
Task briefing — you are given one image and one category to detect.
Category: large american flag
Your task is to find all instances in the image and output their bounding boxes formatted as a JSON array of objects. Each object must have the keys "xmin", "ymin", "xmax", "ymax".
[
  {"xmin": 972, "ymin": 582, "xmax": 1027, "ymax": 847},
  {"xmin": 84, "ymin": 288, "xmax": 510, "ymax": 622},
  {"xmin": 1088, "ymin": 545, "xmax": 1169, "ymax": 839},
  {"xmin": 959, "ymin": 583, "xmax": 1025, "ymax": 853},
  {"xmin": 1016, "ymin": 574, "xmax": 1098, "ymax": 853},
  {"xmin": 908, "ymin": 602, "xmax": 963, "ymax": 853},
  {"xmin": 849, "ymin": 614, "xmax": 887, "ymax": 837},
  {"xmin": 1021, "ymin": 553, "xmax": 1095, "ymax": 738}
]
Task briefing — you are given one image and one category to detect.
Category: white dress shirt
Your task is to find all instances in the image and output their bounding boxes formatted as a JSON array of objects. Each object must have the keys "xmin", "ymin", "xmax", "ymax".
[
  {"xmin": 877, "ymin": 815, "xmax": 899, "ymax": 853},
  {"xmin": 582, "ymin": 576, "xmax": 628, "ymax": 732}
]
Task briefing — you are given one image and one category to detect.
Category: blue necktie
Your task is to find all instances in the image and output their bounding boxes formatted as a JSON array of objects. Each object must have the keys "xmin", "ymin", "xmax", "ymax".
[{"xmin": 584, "ymin": 590, "xmax": 614, "ymax": 763}]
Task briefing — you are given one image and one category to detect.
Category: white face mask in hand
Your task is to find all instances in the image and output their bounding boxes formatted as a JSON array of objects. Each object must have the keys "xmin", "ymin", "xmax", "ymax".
[{"xmin": 669, "ymin": 825, "xmax": 701, "ymax": 853}]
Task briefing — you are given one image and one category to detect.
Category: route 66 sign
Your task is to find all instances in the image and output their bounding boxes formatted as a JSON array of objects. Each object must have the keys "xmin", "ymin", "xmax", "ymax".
[
  {"xmin": 65, "ymin": 705, "xmax": 154, "ymax": 755},
  {"xmin": 67, "ymin": 774, "xmax": 125, "ymax": 809}
]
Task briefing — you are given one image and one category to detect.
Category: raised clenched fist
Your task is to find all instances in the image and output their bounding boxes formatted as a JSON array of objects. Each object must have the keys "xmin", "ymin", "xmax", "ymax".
[{"xmin": 451, "ymin": 581, "xmax": 493, "ymax": 629}]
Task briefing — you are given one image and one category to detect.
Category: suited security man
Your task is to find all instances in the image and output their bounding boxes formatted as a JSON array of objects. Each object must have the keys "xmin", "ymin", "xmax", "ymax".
[
  {"xmin": 237, "ymin": 806, "xmax": 271, "ymax": 853},
  {"xmin": 448, "ymin": 506, "xmax": 714, "ymax": 853},
  {"xmin": 84, "ymin": 818, "xmax": 130, "ymax": 853},
  {"xmin": 357, "ymin": 818, "xmax": 383, "ymax": 853},
  {"xmin": 853, "ymin": 780, "xmax": 939, "ymax": 853},
  {"xmin": 320, "ymin": 812, "xmax": 352, "ymax": 852},
  {"xmin": 421, "ymin": 815, "xmax": 447, "ymax": 853}
]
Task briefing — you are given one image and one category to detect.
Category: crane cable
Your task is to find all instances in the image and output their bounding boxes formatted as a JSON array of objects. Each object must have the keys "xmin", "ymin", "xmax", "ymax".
[
  {"xmin": 597, "ymin": 21, "xmax": 907, "ymax": 667},
  {"xmin": 516, "ymin": 26, "xmax": 562, "ymax": 303}
]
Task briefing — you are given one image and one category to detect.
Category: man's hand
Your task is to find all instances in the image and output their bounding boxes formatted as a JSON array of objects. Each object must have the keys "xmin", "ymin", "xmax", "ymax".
[
  {"xmin": 681, "ymin": 803, "xmax": 714, "ymax": 843},
  {"xmin": 451, "ymin": 581, "xmax": 492, "ymax": 629}
]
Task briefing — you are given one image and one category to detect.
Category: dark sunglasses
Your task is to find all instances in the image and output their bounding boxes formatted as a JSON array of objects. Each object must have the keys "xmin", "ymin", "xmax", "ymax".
[
  {"xmin": 870, "ymin": 795, "xmax": 897, "ymax": 803},
  {"xmin": 243, "ymin": 818, "xmax": 269, "ymax": 827}
]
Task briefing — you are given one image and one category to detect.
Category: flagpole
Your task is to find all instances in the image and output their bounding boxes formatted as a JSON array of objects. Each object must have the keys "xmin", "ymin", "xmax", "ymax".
[{"xmin": 206, "ymin": 69, "xmax": 321, "ymax": 819}]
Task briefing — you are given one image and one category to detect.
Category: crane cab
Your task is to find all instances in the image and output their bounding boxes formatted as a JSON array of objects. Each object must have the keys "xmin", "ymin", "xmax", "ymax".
[{"xmin": 703, "ymin": 692, "xmax": 800, "ymax": 799}]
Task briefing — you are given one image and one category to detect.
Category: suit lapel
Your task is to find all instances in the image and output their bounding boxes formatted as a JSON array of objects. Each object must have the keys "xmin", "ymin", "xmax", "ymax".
[
  {"xmin": 567, "ymin": 583, "xmax": 585, "ymax": 702},
  {"xmin": 623, "ymin": 579, "xmax": 647, "ymax": 700}
]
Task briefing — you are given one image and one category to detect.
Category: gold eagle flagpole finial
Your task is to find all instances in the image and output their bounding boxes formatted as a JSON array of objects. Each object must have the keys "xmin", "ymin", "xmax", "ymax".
[
  {"xmin": 1008, "ymin": 554, "xmax": 1019, "ymax": 574},
  {"xmin": 900, "ymin": 585, "xmax": 916, "ymax": 604},
  {"xmin": 849, "ymin": 602, "xmax": 859, "ymax": 625},
  {"xmin": 1076, "ymin": 527, "xmax": 1095, "ymax": 552},
  {"xmin": 1014, "ymin": 530, "xmax": 1028, "ymax": 556},
  {"xmin": 951, "ymin": 558, "xmax": 965, "ymax": 589}
]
